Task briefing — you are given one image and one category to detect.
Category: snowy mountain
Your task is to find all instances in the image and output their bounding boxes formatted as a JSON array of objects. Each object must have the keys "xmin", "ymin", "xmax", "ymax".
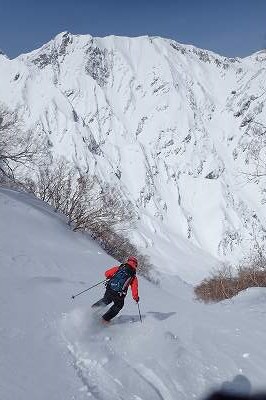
[
  {"xmin": 0, "ymin": 32, "xmax": 266, "ymax": 281},
  {"xmin": 1, "ymin": 187, "xmax": 266, "ymax": 400}
]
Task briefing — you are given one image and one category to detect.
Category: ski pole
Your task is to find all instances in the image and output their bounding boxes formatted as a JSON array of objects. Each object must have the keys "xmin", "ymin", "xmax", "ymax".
[
  {"xmin": 71, "ymin": 279, "xmax": 108, "ymax": 300},
  {"xmin": 137, "ymin": 302, "xmax": 142, "ymax": 323}
]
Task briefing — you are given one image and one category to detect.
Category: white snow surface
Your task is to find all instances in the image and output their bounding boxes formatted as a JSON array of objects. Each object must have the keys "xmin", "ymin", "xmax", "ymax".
[
  {"xmin": 1, "ymin": 188, "xmax": 266, "ymax": 400},
  {"xmin": 0, "ymin": 33, "xmax": 266, "ymax": 282}
]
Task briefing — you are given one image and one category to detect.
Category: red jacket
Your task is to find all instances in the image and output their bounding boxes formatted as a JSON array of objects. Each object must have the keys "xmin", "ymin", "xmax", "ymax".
[{"xmin": 105, "ymin": 262, "xmax": 139, "ymax": 301}]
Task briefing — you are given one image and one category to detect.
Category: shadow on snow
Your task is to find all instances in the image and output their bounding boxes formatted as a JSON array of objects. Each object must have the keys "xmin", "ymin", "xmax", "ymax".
[{"xmin": 113, "ymin": 311, "xmax": 176, "ymax": 325}]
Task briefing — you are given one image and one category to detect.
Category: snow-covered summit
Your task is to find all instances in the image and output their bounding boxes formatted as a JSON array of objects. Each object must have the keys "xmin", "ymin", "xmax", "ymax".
[
  {"xmin": 0, "ymin": 49, "xmax": 8, "ymax": 58},
  {"xmin": 0, "ymin": 33, "xmax": 265, "ymax": 279}
]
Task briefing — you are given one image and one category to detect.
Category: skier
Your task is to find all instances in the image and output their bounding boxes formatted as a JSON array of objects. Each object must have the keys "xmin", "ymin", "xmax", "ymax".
[{"xmin": 91, "ymin": 256, "xmax": 139, "ymax": 323}]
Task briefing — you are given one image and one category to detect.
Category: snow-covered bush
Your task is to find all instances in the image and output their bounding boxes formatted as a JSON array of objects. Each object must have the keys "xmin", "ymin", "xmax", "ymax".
[{"xmin": 195, "ymin": 255, "xmax": 266, "ymax": 302}]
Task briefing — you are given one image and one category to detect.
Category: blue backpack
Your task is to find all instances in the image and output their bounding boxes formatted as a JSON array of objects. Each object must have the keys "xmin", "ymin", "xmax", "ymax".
[{"xmin": 108, "ymin": 263, "xmax": 136, "ymax": 294}]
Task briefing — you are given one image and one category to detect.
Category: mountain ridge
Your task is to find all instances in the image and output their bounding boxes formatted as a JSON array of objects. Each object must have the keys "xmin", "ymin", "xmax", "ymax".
[
  {"xmin": 0, "ymin": 32, "xmax": 265, "ymax": 281},
  {"xmin": 14, "ymin": 31, "xmax": 266, "ymax": 61}
]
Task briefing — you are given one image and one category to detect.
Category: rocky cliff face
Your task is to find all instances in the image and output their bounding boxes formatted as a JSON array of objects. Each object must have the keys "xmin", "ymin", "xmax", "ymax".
[{"xmin": 0, "ymin": 32, "xmax": 265, "ymax": 277}]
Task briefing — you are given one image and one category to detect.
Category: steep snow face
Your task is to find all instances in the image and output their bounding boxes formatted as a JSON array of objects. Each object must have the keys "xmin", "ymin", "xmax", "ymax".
[
  {"xmin": 0, "ymin": 32, "xmax": 265, "ymax": 279},
  {"xmin": 1, "ymin": 188, "xmax": 266, "ymax": 400}
]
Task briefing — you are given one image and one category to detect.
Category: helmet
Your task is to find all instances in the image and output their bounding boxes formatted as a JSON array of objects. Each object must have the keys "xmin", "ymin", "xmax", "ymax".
[{"xmin": 127, "ymin": 256, "xmax": 138, "ymax": 267}]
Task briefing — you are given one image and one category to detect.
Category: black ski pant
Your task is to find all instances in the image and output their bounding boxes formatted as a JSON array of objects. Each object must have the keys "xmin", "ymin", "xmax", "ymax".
[{"xmin": 92, "ymin": 288, "xmax": 125, "ymax": 321}]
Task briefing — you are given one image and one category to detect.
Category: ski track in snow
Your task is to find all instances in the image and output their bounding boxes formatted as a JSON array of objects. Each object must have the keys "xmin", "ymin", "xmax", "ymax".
[
  {"xmin": 1, "ymin": 188, "xmax": 266, "ymax": 400},
  {"xmin": 60, "ymin": 298, "xmax": 266, "ymax": 400},
  {"xmin": 61, "ymin": 309, "xmax": 173, "ymax": 400}
]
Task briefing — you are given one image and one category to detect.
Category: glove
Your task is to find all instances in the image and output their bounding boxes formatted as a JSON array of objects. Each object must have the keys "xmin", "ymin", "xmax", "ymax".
[{"xmin": 135, "ymin": 296, "xmax": 140, "ymax": 303}]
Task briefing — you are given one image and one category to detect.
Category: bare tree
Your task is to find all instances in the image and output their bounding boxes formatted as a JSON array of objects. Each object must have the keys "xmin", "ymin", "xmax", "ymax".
[
  {"xmin": 25, "ymin": 158, "xmax": 75, "ymax": 211},
  {"xmin": 0, "ymin": 105, "xmax": 42, "ymax": 183},
  {"xmin": 24, "ymin": 156, "xmax": 154, "ymax": 280},
  {"xmin": 241, "ymin": 121, "xmax": 266, "ymax": 182},
  {"xmin": 70, "ymin": 180, "xmax": 135, "ymax": 232},
  {"xmin": 25, "ymin": 157, "xmax": 136, "ymax": 233}
]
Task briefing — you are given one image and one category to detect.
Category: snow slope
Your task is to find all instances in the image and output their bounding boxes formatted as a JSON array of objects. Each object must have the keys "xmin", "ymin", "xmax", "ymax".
[
  {"xmin": 1, "ymin": 188, "xmax": 266, "ymax": 400},
  {"xmin": 0, "ymin": 33, "xmax": 266, "ymax": 280}
]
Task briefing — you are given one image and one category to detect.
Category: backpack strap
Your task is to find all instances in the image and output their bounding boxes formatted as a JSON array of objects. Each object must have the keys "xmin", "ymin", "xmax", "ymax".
[
  {"xmin": 122, "ymin": 263, "xmax": 136, "ymax": 293},
  {"xmin": 123, "ymin": 265, "xmax": 135, "ymax": 290}
]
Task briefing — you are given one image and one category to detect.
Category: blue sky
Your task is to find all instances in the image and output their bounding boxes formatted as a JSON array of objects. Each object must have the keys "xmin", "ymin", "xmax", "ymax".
[{"xmin": 1, "ymin": 0, "xmax": 266, "ymax": 58}]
